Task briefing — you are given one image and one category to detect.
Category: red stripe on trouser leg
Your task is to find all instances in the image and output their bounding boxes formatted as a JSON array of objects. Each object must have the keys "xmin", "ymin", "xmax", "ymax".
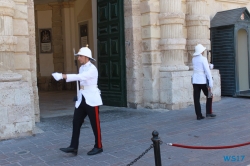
[
  {"xmin": 210, "ymin": 96, "xmax": 213, "ymax": 114},
  {"xmin": 95, "ymin": 106, "xmax": 102, "ymax": 148}
]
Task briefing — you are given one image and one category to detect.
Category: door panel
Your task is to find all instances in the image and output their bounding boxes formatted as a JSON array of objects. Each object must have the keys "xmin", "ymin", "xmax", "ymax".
[
  {"xmin": 237, "ymin": 29, "xmax": 249, "ymax": 92},
  {"xmin": 97, "ymin": 0, "xmax": 126, "ymax": 106}
]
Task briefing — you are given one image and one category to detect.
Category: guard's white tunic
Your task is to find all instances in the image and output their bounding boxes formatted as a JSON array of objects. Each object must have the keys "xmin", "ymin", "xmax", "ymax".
[
  {"xmin": 192, "ymin": 54, "xmax": 213, "ymax": 88},
  {"xmin": 66, "ymin": 61, "xmax": 103, "ymax": 108}
]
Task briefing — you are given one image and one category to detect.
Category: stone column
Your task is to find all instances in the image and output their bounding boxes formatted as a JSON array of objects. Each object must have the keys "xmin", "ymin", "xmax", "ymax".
[
  {"xmin": 159, "ymin": 0, "xmax": 189, "ymax": 71},
  {"xmin": 0, "ymin": 0, "xmax": 34, "ymax": 140},
  {"xmin": 124, "ymin": 0, "xmax": 143, "ymax": 108},
  {"xmin": 0, "ymin": 0, "xmax": 16, "ymax": 72},
  {"xmin": 186, "ymin": 0, "xmax": 210, "ymax": 69},
  {"xmin": 140, "ymin": 0, "xmax": 161, "ymax": 108},
  {"xmin": 49, "ymin": 2, "xmax": 64, "ymax": 73},
  {"xmin": 159, "ymin": 0, "xmax": 191, "ymax": 110}
]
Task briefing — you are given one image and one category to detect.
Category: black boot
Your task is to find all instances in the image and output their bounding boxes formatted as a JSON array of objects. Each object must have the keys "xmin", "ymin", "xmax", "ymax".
[
  {"xmin": 87, "ymin": 148, "xmax": 103, "ymax": 155},
  {"xmin": 206, "ymin": 114, "xmax": 216, "ymax": 118},
  {"xmin": 60, "ymin": 147, "xmax": 78, "ymax": 156},
  {"xmin": 197, "ymin": 116, "xmax": 205, "ymax": 120}
]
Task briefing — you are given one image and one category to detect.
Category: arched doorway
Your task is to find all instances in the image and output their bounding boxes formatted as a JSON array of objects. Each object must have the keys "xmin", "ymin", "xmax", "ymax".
[{"xmin": 237, "ymin": 29, "xmax": 250, "ymax": 95}]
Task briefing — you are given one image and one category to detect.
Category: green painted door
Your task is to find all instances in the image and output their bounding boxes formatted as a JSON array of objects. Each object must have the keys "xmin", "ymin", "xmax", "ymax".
[{"xmin": 97, "ymin": 0, "xmax": 126, "ymax": 107}]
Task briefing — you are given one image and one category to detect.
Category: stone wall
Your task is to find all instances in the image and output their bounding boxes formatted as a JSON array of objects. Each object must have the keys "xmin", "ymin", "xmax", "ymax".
[
  {"xmin": 124, "ymin": 0, "xmax": 143, "ymax": 108},
  {"xmin": 160, "ymin": 70, "xmax": 221, "ymax": 110},
  {"xmin": 0, "ymin": 0, "xmax": 38, "ymax": 140},
  {"xmin": 140, "ymin": 0, "xmax": 161, "ymax": 109},
  {"xmin": 124, "ymin": 0, "xmax": 250, "ymax": 110}
]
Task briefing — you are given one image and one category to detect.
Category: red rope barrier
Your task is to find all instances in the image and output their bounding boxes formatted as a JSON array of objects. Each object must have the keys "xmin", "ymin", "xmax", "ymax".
[{"xmin": 167, "ymin": 142, "xmax": 250, "ymax": 149}]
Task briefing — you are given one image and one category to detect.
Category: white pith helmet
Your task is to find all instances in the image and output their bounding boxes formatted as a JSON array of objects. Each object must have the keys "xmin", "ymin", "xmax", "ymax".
[
  {"xmin": 75, "ymin": 45, "xmax": 96, "ymax": 61},
  {"xmin": 193, "ymin": 44, "xmax": 206, "ymax": 56}
]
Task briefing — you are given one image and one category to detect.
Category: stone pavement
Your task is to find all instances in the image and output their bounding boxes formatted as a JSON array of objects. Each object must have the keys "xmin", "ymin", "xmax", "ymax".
[{"xmin": 1, "ymin": 91, "xmax": 250, "ymax": 166}]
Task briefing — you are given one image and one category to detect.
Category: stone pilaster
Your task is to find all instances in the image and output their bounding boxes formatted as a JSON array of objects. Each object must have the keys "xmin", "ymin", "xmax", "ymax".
[
  {"xmin": 49, "ymin": 2, "xmax": 64, "ymax": 73},
  {"xmin": 0, "ymin": 0, "xmax": 34, "ymax": 140},
  {"xmin": 140, "ymin": 0, "xmax": 161, "ymax": 108},
  {"xmin": 186, "ymin": 0, "xmax": 210, "ymax": 69},
  {"xmin": 34, "ymin": 8, "xmax": 40, "ymax": 77},
  {"xmin": 124, "ymin": 0, "xmax": 143, "ymax": 108},
  {"xmin": 27, "ymin": 0, "xmax": 40, "ymax": 122},
  {"xmin": 61, "ymin": 1, "xmax": 75, "ymax": 74},
  {"xmin": 159, "ymin": 0, "xmax": 189, "ymax": 71}
]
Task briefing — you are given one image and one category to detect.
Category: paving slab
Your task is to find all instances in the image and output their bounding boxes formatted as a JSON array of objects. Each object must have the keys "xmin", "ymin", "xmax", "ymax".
[{"xmin": 0, "ymin": 91, "xmax": 250, "ymax": 166}]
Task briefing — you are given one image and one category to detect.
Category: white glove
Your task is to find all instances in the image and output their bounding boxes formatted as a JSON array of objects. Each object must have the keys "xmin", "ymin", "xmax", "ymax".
[
  {"xmin": 52, "ymin": 72, "xmax": 63, "ymax": 81},
  {"xmin": 209, "ymin": 63, "xmax": 214, "ymax": 70}
]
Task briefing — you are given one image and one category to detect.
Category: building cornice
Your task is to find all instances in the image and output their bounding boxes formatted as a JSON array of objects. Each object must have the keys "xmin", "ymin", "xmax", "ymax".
[{"xmin": 215, "ymin": 0, "xmax": 249, "ymax": 4}]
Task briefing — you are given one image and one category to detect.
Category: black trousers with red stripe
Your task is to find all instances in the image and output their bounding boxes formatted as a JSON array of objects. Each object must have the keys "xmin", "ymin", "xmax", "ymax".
[
  {"xmin": 193, "ymin": 84, "xmax": 213, "ymax": 117},
  {"xmin": 70, "ymin": 96, "xmax": 102, "ymax": 149}
]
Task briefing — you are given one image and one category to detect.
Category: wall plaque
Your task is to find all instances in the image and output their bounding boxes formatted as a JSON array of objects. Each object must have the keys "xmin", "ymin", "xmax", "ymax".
[
  {"xmin": 79, "ymin": 23, "xmax": 88, "ymax": 47},
  {"xmin": 39, "ymin": 29, "xmax": 52, "ymax": 53}
]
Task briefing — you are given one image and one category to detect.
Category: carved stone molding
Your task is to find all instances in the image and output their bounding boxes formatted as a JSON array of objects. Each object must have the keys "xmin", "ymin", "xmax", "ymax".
[
  {"xmin": 0, "ymin": 0, "xmax": 15, "ymax": 17},
  {"xmin": 159, "ymin": 12, "xmax": 185, "ymax": 19},
  {"xmin": 186, "ymin": 39, "xmax": 210, "ymax": 47},
  {"xmin": 0, "ymin": 72, "xmax": 22, "ymax": 81},
  {"xmin": 159, "ymin": 13, "xmax": 185, "ymax": 25},
  {"xmin": 0, "ymin": 36, "xmax": 17, "ymax": 51},
  {"xmin": 0, "ymin": 52, "xmax": 15, "ymax": 72},
  {"xmin": 215, "ymin": 0, "xmax": 249, "ymax": 4},
  {"xmin": 35, "ymin": 4, "xmax": 52, "ymax": 11},
  {"xmin": 160, "ymin": 65, "xmax": 189, "ymax": 72},
  {"xmin": 0, "ymin": 0, "xmax": 15, "ymax": 9},
  {"xmin": 160, "ymin": 38, "xmax": 186, "ymax": 50},
  {"xmin": 61, "ymin": 2, "xmax": 75, "ymax": 8}
]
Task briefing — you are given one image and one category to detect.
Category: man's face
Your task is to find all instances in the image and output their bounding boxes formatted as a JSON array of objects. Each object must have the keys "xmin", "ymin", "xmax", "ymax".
[{"xmin": 77, "ymin": 55, "xmax": 89, "ymax": 65}]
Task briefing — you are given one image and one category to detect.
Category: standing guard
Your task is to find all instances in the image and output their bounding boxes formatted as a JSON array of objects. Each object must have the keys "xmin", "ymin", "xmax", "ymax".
[{"xmin": 192, "ymin": 44, "xmax": 216, "ymax": 120}]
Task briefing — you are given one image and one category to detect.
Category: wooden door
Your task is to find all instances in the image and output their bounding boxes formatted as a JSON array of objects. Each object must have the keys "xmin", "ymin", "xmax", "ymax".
[{"xmin": 97, "ymin": 0, "xmax": 126, "ymax": 106}]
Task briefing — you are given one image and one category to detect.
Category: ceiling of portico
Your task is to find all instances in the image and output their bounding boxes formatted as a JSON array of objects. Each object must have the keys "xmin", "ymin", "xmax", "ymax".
[{"xmin": 34, "ymin": 0, "xmax": 75, "ymax": 5}]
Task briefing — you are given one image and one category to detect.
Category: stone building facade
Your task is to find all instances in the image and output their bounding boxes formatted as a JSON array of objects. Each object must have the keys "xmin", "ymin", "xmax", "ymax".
[
  {"xmin": 0, "ymin": 0, "xmax": 39, "ymax": 140},
  {"xmin": 0, "ymin": 0, "xmax": 249, "ymax": 140}
]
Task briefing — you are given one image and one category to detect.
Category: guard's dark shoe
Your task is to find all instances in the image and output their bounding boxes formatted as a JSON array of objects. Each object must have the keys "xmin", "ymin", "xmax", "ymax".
[
  {"xmin": 60, "ymin": 147, "xmax": 78, "ymax": 155},
  {"xmin": 206, "ymin": 114, "xmax": 216, "ymax": 118},
  {"xmin": 87, "ymin": 148, "xmax": 103, "ymax": 155},
  {"xmin": 197, "ymin": 116, "xmax": 205, "ymax": 120}
]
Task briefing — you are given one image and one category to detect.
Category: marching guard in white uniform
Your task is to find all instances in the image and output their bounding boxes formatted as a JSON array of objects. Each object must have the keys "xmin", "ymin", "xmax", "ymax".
[
  {"xmin": 52, "ymin": 46, "xmax": 103, "ymax": 155},
  {"xmin": 192, "ymin": 44, "xmax": 216, "ymax": 120}
]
